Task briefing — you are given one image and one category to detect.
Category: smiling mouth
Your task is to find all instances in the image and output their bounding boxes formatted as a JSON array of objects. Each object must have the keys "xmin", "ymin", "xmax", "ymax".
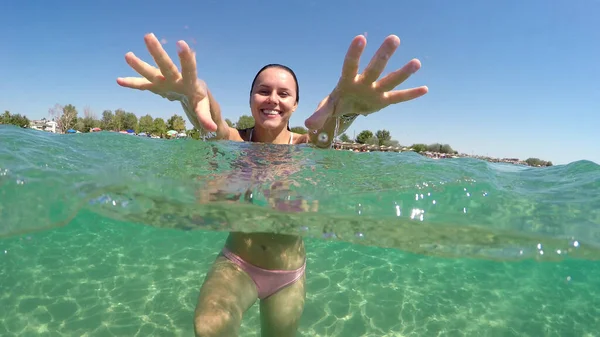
[{"xmin": 261, "ymin": 109, "xmax": 282, "ymax": 117}]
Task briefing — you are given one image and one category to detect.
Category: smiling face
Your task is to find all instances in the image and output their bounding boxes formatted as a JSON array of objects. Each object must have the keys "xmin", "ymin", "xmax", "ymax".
[{"xmin": 250, "ymin": 66, "xmax": 298, "ymax": 130}]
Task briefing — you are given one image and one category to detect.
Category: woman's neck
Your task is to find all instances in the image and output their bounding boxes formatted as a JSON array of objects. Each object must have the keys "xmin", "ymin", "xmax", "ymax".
[{"xmin": 251, "ymin": 124, "xmax": 291, "ymax": 144}]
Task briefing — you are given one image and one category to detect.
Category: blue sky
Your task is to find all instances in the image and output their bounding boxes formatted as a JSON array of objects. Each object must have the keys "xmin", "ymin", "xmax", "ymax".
[{"xmin": 1, "ymin": 0, "xmax": 598, "ymax": 164}]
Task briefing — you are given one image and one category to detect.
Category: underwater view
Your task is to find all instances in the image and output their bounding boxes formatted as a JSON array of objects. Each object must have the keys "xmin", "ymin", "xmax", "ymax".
[
  {"xmin": 2, "ymin": 0, "xmax": 599, "ymax": 335},
  {"xmin": 1, "ymin": 127, "xmax": 599, "ymax": 336}
]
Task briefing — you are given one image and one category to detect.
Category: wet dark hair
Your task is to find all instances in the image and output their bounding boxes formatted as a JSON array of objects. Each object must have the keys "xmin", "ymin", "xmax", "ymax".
[{"xmin": 250, "ymin": 64, "xmax": 299, "ymax": 104}]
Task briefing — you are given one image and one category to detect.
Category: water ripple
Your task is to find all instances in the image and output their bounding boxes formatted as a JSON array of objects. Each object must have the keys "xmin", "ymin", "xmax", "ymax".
[{"xmin": 2, "ymin": 126, "xmax": 599, "ymax": 261}]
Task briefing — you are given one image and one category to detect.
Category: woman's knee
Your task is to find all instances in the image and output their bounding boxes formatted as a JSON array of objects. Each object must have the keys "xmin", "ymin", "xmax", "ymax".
[{"xmin": 194, "ymin": 308, "xmax": 239, "ymax": 337}]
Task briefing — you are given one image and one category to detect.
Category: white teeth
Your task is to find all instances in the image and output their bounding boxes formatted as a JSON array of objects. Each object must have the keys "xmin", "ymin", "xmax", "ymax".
[{"xmin": 262, "ymin": 109, "xmax": 280, "ymax": 115}]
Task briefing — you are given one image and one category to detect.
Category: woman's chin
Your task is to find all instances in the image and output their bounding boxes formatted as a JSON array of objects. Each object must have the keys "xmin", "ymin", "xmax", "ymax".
[{"xmin": 257, "ymin": 118, "xmax": 287, "ymax": 130}]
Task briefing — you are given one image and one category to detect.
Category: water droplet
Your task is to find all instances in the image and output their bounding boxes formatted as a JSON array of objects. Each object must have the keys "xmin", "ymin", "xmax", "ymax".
[{"xmin": 410, "ymin": 208, "xmax": 424, "ymax": 220}]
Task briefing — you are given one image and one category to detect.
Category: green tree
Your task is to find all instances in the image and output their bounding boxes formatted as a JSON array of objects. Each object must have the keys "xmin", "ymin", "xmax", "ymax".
[
  {"xmin": 525, "ymin": 158, "xmax": 552, "ymax": 167},
  {"xmin": 16, "ymin": 114, "xmax": 30, "ymax": 128},
  {"xmin": 138, "ymin": 114, "xmax": 154, "ymax": 133},
  {"xmin": 338, "ymin": 133, "xmax": 351, "ymax": 142},
  {"xmin": 1, "ymin": 111, "xmax": 10, "ymax": 124},
  {"xmin": 356, "ymin": 130, "xmax": 373, "ymax": 144},
  {"xmin": 290, "ymin": 126, "xmax": 308, "ymax": 134},
  {"xmin": 383, "ymin": 139, "xmax": 400, "ymax": 147},
  {"xmin": 375, "ymin": 129, "xmax": 391, "ymax": 146},
  {"xmin": 0, "ymin": 111, "xmax": 30, "ymax": 128},
  {"xmin": 187, "ymin": 128, "xmax": 201, "ymax": 140},
  {"xmin": 78, "ymin": 106, "xmax": 100, "ymax": 132},
  {"xmin": 225, "ymin": 118, "xmax": 234, "ymax": 128},
  {"xmin": 152, "ymin": 118, "xmax": 167, "ymax": 137},
  {"xmin": 236, "ymin": 115, "xmax": 255, "ymax": 129},
  {"xmin": 49, "ymin": 104, "xmax": 78, "ymax": 133},
  {"xmin": 123, "ymin": 112, "xmax": 138, "ymax": 131},
  {"xmin": 410, "ymin": 144, "xmax": 428, "ymax": 153},
  {"xmin": 74, "ymin": 118, "xmax": 86, "ymax": 132},
  {"xmin": 426, "ymin": 143, "xmax": 455, "ymax": 154},
  {"xmin": 167, "ymin": 114, "xmax": 186, "ymax": 131},
  {"xmin": 113, "ymin": 109, "xmax": 126, "ymax": 131},
  {"xmin": 101, "ymin": 110, "xmax": 114, "ymax": 130}
]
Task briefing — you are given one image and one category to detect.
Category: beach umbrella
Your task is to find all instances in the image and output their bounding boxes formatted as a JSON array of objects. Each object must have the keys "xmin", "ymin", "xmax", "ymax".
[
  {"xmin": 166, "ymin": 130, "xmax": 177, "ymax": 136},
  {"xmin": 91, "ymin": 127, "xmax": 102, "ymax": 132},
  {"xmin": 66, "ymin": 129, "xmax": 76, "ymax": 133}
]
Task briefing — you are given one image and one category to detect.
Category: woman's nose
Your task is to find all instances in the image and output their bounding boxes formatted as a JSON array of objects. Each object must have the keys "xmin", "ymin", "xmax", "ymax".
[{"xmin": 266, "ymin": 91, "xmax": 278, "ymax": 103}]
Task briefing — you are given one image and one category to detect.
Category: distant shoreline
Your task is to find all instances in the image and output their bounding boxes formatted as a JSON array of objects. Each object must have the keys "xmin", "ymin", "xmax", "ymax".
[
  {"xmin": 332, "ymin": 141, "xmax": 551, "ymax": 167},
  {"xmin": 1, "ymin": 123, "xmax": 551, "ymax": 167}
]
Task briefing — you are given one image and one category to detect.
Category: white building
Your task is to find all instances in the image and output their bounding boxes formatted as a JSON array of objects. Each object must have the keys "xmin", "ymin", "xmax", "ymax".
[{"xmin": 30, "ymin": 119, "xmax": 58, "ymax": 133}]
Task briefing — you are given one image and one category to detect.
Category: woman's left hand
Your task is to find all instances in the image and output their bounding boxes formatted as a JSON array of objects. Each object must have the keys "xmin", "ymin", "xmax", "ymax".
[{"xmin": 305, "ymin": 34, "xmax": 428, "ymax": 130}]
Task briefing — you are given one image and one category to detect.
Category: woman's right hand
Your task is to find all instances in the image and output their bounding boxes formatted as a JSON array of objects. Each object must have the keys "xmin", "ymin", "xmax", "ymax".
[{"xmin": 116, "ymin": 33, "xmax": 219, "ymax": 132}]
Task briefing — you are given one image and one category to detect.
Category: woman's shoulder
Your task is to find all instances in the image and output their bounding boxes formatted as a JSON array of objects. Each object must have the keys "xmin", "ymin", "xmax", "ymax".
[{"xmin": 231, "ymin": 127, "xmax": 251, "ymax": 142}]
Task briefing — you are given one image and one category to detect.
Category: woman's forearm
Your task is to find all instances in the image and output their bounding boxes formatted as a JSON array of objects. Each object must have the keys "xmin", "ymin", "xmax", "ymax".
[
  {"xmin": 179, "ymin": 89, "xmax": 231, "ymax": 140},
  {"xmin": 206, "ymin": 89, "xmax": 231, "ymax": 140},
  {"xmin": 308, "ymin": 96, "xmax": 358, "ymax": 148}
]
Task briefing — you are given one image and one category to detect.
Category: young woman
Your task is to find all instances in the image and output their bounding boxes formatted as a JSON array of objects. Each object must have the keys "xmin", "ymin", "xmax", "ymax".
[{"xmin": 117, "ymin": 33, "xmax": 427, "ymax": 337}]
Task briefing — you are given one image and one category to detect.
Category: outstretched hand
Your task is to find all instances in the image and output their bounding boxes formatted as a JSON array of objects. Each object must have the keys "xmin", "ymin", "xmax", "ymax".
[
  {"xmin": 116, "ymin": 33, "xmax": 219, "ymax": 132},
  {"xmin": 305, "ymin": 35, "xmax": 428, "ymax": 130}
]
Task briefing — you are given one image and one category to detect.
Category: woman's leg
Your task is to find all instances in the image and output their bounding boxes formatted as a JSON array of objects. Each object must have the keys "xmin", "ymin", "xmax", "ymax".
[
  {"xmin": 194, "ymin": 256, "xmax": 258, "ymax": 337},
  {"xmin": 259, "ymin": 274, "xmax": 306, "ymax": 337}
]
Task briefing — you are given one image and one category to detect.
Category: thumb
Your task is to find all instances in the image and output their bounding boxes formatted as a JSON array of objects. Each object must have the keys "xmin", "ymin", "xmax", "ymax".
[{"xmin": 195, "ymin": 97, "xmax": 217, "ymax": 132}]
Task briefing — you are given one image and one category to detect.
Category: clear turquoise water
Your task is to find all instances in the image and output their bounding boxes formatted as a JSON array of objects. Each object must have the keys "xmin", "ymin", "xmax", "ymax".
[{"xmin": 1, "ymin": 125, "xmax": 600, "ymax": 336}]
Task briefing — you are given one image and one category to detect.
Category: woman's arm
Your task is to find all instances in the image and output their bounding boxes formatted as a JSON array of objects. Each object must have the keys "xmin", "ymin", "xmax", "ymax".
[
  {"xmin": 298, "ymin": 95, "xmax": 358, "ymax": 147},
  {"xmin": 301, "ymin": 34, "xmax": 428, "ymax": 146},
  {"xmin": 179, "ymin": 88, "xmax": 243, "ymax": 141}
]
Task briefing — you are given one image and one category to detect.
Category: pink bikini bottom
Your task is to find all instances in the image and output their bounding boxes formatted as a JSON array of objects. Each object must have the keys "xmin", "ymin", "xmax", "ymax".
[{"xmin": 220, "ymin": 247, "xmax": 306, "ymax": 300}]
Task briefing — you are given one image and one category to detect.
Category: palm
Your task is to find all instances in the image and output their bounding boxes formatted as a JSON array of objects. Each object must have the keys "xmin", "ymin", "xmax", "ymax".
[
  {"xmin": 117, "ymin": 33, "xmax": 215, "ymax": 131},
  {"xmin": 305, "ymin": 35, "xmax": 428, "ymax": 129}
]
